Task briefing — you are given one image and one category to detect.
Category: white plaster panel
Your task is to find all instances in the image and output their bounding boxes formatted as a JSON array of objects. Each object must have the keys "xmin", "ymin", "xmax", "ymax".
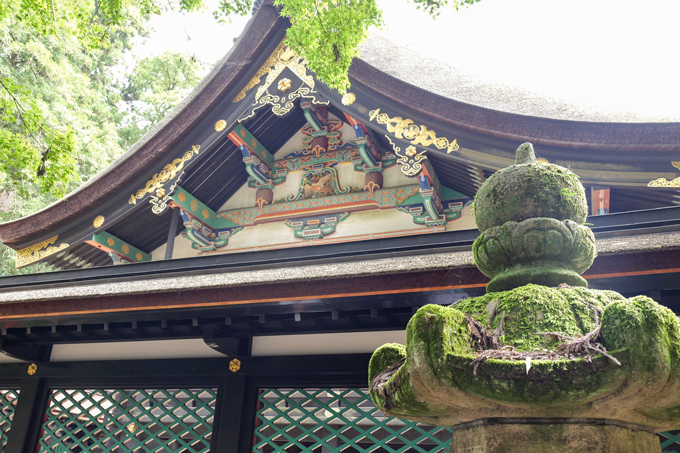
[
  {"xmin": 335, "ymin": 162, "xmax": 365, "ymax": 189},
  {"xmin": 273, "ymin": 171, "xmax": 302, "ymax": 201},
  {"xmin": 252, "ymin": 330, "xmax": 406, "ymax": 356},
  {"xmin": 219, "ymin": 182, "xmax": 257, "ymax": 211},
  {"xmin": 51, "ymin": 339, "xmax": 225, "ymax": 361},
  {"xmin": 383, "ymin": 164, "xmax": 415, "ymax": 187},
  {"xmin": 445, "ymin": 205, "xmax": 477, "ymax": 231}
]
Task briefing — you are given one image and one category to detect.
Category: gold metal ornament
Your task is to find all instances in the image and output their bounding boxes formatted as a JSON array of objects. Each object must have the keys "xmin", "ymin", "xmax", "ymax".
[
  {"xmin": 128, "ymin": 145, "xmax": 200, "ymax": 206},
  {"xmin": 27, "ymin": 363, "xmax": 37, "ymax": 375},
  {"xmin": 278, "ymin": 78, "xmax": 292, "ymax": 92},
  {"xmin": 369, "ymin": 108, "xmax": 460, "ymax": 154},
  {"xmin": 16, "ymin": 236, "xmax": 69, "ymax": 268},
  {"xmin": 341, "ymin": 92, "xmax": 356, "ymax": 105},
  {"xmin": 386, "ymin": 136, "xmax": 427, "ymax": 177},
  {"xmin": 648, "ymin": 177, "xmax": 680, "ymax": 187},
  {"xmin": 93, "ymin": 216, "xmax": 105, "ymax": 228},
  {"xmin": 673, "ymin": 162, "xmax": 680, "ymax": 171},
  {"xmin": 214, "ymin": 120, "xmax": 227, "ymax": 132},
  {"xmin": 229, "ymin": 358, "xmax": 241, "ymax": 373},
  {"xmin": 233, "ymin": 41, "xmax": 315, "ymax": 103},
  {"xmin": 156, "ymin": 188, "xmax": 166, "ymax": 198}
]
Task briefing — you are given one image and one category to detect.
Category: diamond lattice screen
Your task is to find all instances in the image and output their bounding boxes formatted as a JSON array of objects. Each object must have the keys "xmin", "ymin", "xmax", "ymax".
[
  {"xmin": 37, "ymin": 388, "xmax": 217, "ymax": 453},
  {"xmin": 254, "ymin": 388, "xmax": 452, "ymax": 453},
  {"xmin": 0, "ymin": 390, "xmax": 19, "ymax": 450},
  {"xmin": 661, "ymin": 431, "xmax": 680, "ymax": 452}
]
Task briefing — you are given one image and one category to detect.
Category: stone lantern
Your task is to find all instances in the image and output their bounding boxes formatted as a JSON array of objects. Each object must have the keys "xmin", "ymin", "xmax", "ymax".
[{"xmin": 369, "ymin": 143, "xmax": 680, "ymax": 452}]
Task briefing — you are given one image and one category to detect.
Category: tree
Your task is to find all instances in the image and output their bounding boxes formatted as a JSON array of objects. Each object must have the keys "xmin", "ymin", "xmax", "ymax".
[
  {"xmin": 116, "ymin": 52, "xmax": 203, "ymax": 149},
  {"xmin": 0, "ymin": 2, "xmax": 201, "ymax": 275}
]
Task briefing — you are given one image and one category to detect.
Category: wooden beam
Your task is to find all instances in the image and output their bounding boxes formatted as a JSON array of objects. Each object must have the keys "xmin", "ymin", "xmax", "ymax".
[{"xmin": 85, "ymin": 231, "xmax": 151, "ymax": 263}]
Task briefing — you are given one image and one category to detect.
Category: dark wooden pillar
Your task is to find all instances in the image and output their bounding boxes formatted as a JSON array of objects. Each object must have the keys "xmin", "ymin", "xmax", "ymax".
[
  {"xmin": 211, "ymin": 374, "xmax": 247, "ymax": 453},
  {"xmin": 6, "ymin": 377, "xmax": 49, "ymax": 453},
  {"xmin": 165, "ymin": 207, "xmax": 181, "ymax": 260}
]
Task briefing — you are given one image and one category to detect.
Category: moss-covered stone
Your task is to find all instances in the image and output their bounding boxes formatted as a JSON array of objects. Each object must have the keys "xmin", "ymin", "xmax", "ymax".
[
  {"xmin": 368, "ymin": 285, "xmax": 680, "ymax": 431},
  {"xmin": 368, "ymin": 142, "xmax": 680, "ymax": 442},
  {"xmin": 453, "ymin": 284, "xmax": 615, "ymax": 351},
  {"xmin": 473, "ymin": 218, "xmax": 596, "ymax": 291},
  {"xmin": 474, "ymin": 144, "xmax": 587, "ymax": 233}
]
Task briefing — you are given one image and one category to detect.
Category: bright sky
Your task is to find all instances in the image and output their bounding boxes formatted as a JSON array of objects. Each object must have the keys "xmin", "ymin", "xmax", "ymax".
[{"xmin": 133, "ymin": 0, "xmax": 680, "ymax": 120}]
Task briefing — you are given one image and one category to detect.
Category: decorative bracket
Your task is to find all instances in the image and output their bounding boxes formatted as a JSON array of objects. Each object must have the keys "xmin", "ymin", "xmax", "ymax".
[
  {"xmin": 228, "ymin": 125, "xmax": 285, "ymax": 187},
  {"xmin": 171, "ymin": 186, "xmax": 242, "ymax": 253},
  {"xmin": 86, "ymin": 231, "xmax": 151, "ymax": 263},
  {"xmin": 284, "ymin": 212, "xmax": 350, "ymax": 240}
]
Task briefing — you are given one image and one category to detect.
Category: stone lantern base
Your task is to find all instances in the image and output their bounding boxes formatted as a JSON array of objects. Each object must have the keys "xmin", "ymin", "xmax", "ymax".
[{"xmin": 450, "ymin": 420, "xmax": 660, "ymax": 453}]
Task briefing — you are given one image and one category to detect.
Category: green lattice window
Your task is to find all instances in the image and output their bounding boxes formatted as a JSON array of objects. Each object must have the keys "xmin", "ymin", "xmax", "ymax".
[
  {"xmin": 0, "ymin": 389, "xmax": 19, "ymax": 450},
  {"xmin": 37, "ymin": 388, "xmax": 217, "ymax": 453},
  {"xmin": 661, "ymin": 431, "xmax": 680, "ymax": 452},
  {"xmin": 254, "ymin": 388, "xmax": 452, "ymax": 453}
]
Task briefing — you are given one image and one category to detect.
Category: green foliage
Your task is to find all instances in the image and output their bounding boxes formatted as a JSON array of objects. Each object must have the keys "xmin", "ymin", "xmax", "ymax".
[
  {"xmin": 116, "ymin": 52, "xmax": 202, "ymax": 148},
  {"xmin": 409, "ymin": 0, "xmax": 481, "ymax": 17},
  {"xmin": 275, "ymin": 0, "xmax": 383, "ymax": 92},
  {"xmin": 213, "ymin": 0, "xmax": 251, "ymax": 23},
  {"xmin": 0, "ymin": 1, "xmax": 201, "ymax": 275}
]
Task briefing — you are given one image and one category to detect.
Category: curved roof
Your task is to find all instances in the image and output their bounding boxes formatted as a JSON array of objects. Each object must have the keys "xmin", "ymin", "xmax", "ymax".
[
  {"xmin": 359, "ymin": 34, "xmax": 680, "ymax": 124},
  {"xmin": 1, "ymin": 0, "xmax": 679, "ymax": 254}
]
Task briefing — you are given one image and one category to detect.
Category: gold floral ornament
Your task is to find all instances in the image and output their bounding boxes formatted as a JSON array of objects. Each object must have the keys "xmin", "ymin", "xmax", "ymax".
[
  {"xmin": 342, "ymin": 92, "xmax": 356, "ymax": 105},
  {"xmin": 16, "ymin": 236, "xmax": 69, "ymax": 268},
  {"xmin": 234, "ymin": 41, "xmax": 326, "ymax": 120},
  {"xmin": 178, "ymin": 192, "xmax": 186, "ymax": 202},
  {"xmin": 107, "ymin": 237, "xmax": 115, "ymax": 247},
  {"xmin": 202, "ymin": 209, "xmax": 210, "ymax": 220},
  {"xmin": 214, "ymin": 120, "xmax": 227, "ymax": 132},
  {"xmin": 386, "ymin": 136, "xmax": 427, "ymax": 177},
  {"xmin": 128, "ymin": 145, "xmax": 200, "ymax": 205},
  {"xmin": 229, "ymin": 358, "xmax": 241, "ymax": 373},
  {"xmin": 122, "ymin": 244, "xmax": 130, "ymax": 255},
  {"xmin": 278, "ymin": 78, "xmax": 292, "ymax": 92},
  {"xmin": 233, "ymin": 42, "xmax": 315, "ymax": 103},
  {"xmin": 369, "ymin": 108, "xmax": 460, "ymax": 154},
  {"xmin": 27, "ymin": 363, "xmax": 37, "ymax": 375},
  {"xmin": 190, "ymin": 200, "xmax": 198, "ymax": 212},
  {"xmin": 93, "ymin": 216, "xmax": 105, "ymax": 228},
  {"xmin": 136, "ymin": 252, "xmax": 143, "ymax": 261}
]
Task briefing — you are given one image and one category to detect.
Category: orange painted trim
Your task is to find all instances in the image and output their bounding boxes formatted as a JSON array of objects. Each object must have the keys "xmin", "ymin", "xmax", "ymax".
[{"xmin": 584, "ymin": 267, "xmax": 680, "ymax": 280}]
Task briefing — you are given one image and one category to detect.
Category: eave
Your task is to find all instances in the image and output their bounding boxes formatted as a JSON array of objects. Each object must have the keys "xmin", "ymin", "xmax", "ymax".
[{"xmin": 0, "ymin": 0, "xmax": 678, "ymax": 270}]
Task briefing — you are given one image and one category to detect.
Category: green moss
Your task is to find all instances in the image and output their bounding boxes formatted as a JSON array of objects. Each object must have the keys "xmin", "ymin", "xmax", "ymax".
[
  {"xmin": 475, "ymin": 162, "xmax": 587, "ymax": 233},
  {"xmin": 443, "ymin": 354, "xmax": 625, "ymax": 405},
  {"xmin": 454, "ymin": 284, "xmax": 619, "ymax": 351},
  {"xmin": 368, "ymin": 343, "xmax": 431, "ymax": 415},
  {"xmin": 602, "ymin": 295, "xmax": 680, "ymax": 368},
  {"xmin": 368, "ymin": 343, "xmax": 405, "ymax": 384}
]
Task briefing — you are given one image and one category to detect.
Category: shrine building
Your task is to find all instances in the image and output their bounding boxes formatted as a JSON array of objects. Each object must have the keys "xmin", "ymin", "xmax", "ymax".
[{"xmin": 0, "ymin": 1, "xmax": 679, "ymax": 452}]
